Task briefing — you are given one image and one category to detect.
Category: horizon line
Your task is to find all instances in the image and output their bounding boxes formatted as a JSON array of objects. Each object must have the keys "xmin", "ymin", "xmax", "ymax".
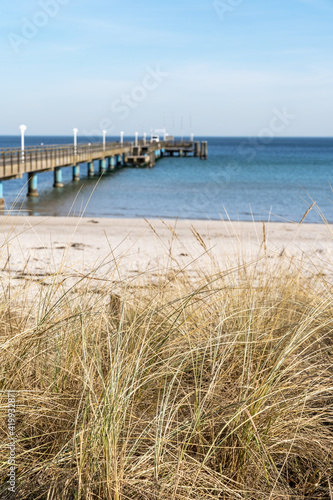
[{"xmin": 0, "ymin": 134, "xmax": 331, "ymax": 139}]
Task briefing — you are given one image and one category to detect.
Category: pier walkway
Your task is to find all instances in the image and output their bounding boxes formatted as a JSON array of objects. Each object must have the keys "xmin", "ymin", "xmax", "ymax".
[{"xmin": 0, "ymin": 139, "xmax": 208, "ymax": 207}]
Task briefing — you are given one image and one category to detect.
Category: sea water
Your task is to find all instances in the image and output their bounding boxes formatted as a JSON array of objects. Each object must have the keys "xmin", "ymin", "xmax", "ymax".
[{"xmin": 0, "ymin": 136, "xmax": 332, "ymax": 223}]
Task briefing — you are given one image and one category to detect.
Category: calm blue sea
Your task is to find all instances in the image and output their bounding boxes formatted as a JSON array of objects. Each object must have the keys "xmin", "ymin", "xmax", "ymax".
[{"xmin": 0, "ymin": 136, "xmax": 332, "ymax": 223}]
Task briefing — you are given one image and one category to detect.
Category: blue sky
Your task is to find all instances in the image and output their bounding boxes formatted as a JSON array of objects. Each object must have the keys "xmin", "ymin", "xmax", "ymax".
[{"xmin": 1, "ymin": 0, "xmax": 333, "ymax": 136}]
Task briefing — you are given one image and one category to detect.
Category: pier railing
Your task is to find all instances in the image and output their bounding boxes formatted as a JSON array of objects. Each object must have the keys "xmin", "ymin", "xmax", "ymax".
[
  {"xmin": 0, "ymin": 142, "xmax": 132, "ymax": 154},
  {"xmin": 0, "ymin": 142, "xmax": 133, "ymax": 180}
]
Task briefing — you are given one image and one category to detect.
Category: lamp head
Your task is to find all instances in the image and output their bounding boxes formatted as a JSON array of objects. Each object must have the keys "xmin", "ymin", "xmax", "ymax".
[
  {"xmin": 73, "ymin": 128, "xmax": 78, "ymax": 134},
  {"xmin": 19, "ymin": 125, "xmax": 27, "ymax": 133}
]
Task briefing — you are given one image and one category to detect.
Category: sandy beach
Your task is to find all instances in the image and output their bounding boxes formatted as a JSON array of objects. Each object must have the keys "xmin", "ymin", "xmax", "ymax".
[{"xmin": 1, "ymin": 216, "xmax": 333, "ymax": 282}]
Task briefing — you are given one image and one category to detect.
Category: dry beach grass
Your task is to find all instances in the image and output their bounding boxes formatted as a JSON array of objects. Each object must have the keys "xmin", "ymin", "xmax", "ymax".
[{"xmin": 0, "ymin": 216, "xmax": 333, "ymax": 499}]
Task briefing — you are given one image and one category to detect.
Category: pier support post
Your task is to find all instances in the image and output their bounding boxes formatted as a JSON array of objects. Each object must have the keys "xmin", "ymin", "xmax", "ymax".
[
  {"xmin": 53, "ymin": 167, "xmax": 64, "ymax": 188},
  {"xmin": 117, "ymin": 155, "xmax": 122, "ymax": 166},
  {"xmin": 73, "ymin": 164, "xmax": 80, "ymax": 181},
  {"xmin": 27, "ymin": 173, "xmax": 38, "ymax": 197},
  {"xmin": 0, "ymin": 181, "xmax": 4, "ymax": 209},
  {"xmin": 200, "ymin": 141, "xmax": 208, "ymax": 160},
  {"xmin": 88, "ymin": 161, "xmax": 94, "ymax": 177},
  {"xmin": 195, "ymin": 142, "xmax": 201, "ymax": 157},
  {"xmin": 109, "ymin": 157, "xmax": 115, "ymax": 170},
  {"xmin": 99, "ymin": 159, "xmax": 106, "ymax": 174},
  {"xmin": 179, "ymin": 150, "xmax": 184, "ymax": 157}
]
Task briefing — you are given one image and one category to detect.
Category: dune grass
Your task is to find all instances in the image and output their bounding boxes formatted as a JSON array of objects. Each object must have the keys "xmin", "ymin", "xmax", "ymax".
[{"xmin": 0, "ymin": 226, "xmax": 333, "ymax": 499}]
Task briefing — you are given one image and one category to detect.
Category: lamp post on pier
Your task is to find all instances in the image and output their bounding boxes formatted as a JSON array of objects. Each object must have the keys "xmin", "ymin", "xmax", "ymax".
[
  {"xmin": 181, "ymin": 115, "xmax": 184, "ymax": 142},
  {"xmin": 103, "ymin": 130, "xmax": 106, "ymax": 151},
  {"xmin": 73, "ymin": 128, "xmax": 78, "ymax": 155},
  {"xmin": 143, "ymin": 133, "xmax": 147, "ymax": 145},
  {"xmin": 19, "ymin": 124, "xmax": 27, "ymax": 163},
  {"xmin": 120, "ymin": 131, "xmax": 124, "ymax": 145},
  {"xmin": 135, "ymin": 132, "xmax": 138, "ymax": 147}
]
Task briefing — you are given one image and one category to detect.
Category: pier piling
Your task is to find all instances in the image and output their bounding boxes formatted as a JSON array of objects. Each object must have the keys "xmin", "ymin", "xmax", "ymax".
[
  {"xmin": 54, "ymin": 167, "xmax": 64, "ymax": 188},
  {"xmin": 99, "ymin": 159, "xmax": 106, "ymax": 174},
  {"xmin": 27, "ymin": 173, "xmax": 38, "ymax": 197},
  {"xmin": 73, "ymin": 165, "xmax": 80, "ymax": 181},
  {"xmin": 88, "ymin": 161, "xmax": 94, "ymax": 177},
  {"xmin": 200, "ymin": 141, "xmax": 208, "ymax": 160},
  {"xmin": 109, "ymin": 157, "xmax": 115, "ymax": 170}
]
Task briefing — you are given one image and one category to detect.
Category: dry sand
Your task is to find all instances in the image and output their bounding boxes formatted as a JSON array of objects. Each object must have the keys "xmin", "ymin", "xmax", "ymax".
[{"xmin": 1, "ymin": 216, "xmax": 333, "ymax": 286}]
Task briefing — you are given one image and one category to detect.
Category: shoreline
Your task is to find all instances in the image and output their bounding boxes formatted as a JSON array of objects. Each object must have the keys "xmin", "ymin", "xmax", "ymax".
[
  {"xmin": 0, "ymin": 216, "xmax": 332, "ymax": 280},
  {"xmin": 3, "ymin": 213, "xmax": 331, "ymax": 225}
]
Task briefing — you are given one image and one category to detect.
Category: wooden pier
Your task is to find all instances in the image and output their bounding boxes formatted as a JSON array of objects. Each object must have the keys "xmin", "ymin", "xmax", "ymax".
[{"xmin": 0, "ymin": 139, "xmax": 208, "ymax": 208}]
